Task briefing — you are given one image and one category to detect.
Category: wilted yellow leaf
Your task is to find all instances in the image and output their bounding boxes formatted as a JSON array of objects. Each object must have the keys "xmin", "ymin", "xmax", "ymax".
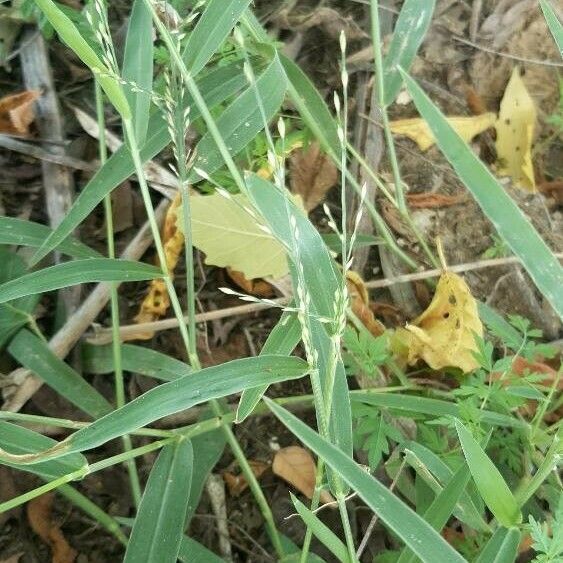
[
  {"xmin": 390, "ymin": 113, "xmax": 496, "ymax": 151},
  {"xmin": 495, "ymin": 67, "xmax": 537, "ymax": 191},
  {"xmin": 392, "ymin": 272, "xmax": 483, "ymax": 373}
]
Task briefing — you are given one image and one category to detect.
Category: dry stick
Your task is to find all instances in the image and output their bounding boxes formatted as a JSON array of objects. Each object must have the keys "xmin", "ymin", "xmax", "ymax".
[
  {"xmin": 20, "ymin": 28, "xmax": 80, "ymax": 317},
  {"xmin": 2, "ymin": 200, "xmax": 169, "ymax": 413},
  {"xmin": 87, "ymin": 252, "xmax": 563, "ymax": 345}
]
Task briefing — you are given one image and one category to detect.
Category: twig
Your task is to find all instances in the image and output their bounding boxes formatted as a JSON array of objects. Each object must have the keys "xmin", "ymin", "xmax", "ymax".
[
  {"xmin": 86, "ymin": 253, "xmax": 563, "ymax": 344},
  {"xmin": 205, "ymin": 474, "xmax": 233, "ymax": 562},
  {"xmin": 1, "ymin": 199, "xmax": 169, "ymax": 413}
]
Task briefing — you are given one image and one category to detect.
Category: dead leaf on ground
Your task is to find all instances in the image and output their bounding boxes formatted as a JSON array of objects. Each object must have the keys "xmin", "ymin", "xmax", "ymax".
[
  {"xmin": 346, "ymin": 271, "xmax": 386, "ymax": 337},
  {"xmin": 392, "ymin": 271, "xmax": 483, "ymax": 373},
  {"xmin": 537, "ymin": 180, "xmax": 563, "ymax": 206},
  {"xmin": 223, "ymin": 460, "xmax": 269, "ymax": 496},
  {"xmin": 227, "ymin": 268, "xmax": 275, "ymax": 298},
  {"xmin": 407, "ymin": 193, "xmax": 467, "ymax": 209},
  {"xmin": 272, "ymin": 446, "xmax": 335, "ymax": 505},
  {"xmin": 390, "ymin": 112, "xmax": 496, "ymax": 151},
  {"xmin": 0, "ymin": 553, "xmax": 24, "ymax": 563},
  {"xmin": 0, "ymin": 90, "xmax": 40, "ymax": 135},
  {"xmin": 290, "ymin": 142, "xmax": 338, "ymax": 211},
  {"xmin": 27, "ymin": 493, "xmax": 77, "ymax": 563},
  {"xmin": 495, "ymin": 67, "xmax": 537, "ymax": 191}
]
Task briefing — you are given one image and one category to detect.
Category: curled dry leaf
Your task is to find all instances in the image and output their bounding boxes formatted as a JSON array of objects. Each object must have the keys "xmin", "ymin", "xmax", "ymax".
[
  {"xmin": 290, "ymin": 142, "xmax": 338, "ymax": 212},
  {"xmin": 390, "ymin": 112, "xmax": 496, "ymax": 151},
  {"xmin": 406, "ymin": 193, "xmax": 467, "ymax": 209},
  {"xmin": 0, "ymin": 90, "xmax": 40, "ymax": 135},
  {"xmin": 134, "ymin": 193, "xmax": 184, "ymax": 338},
  {"xmin": 272, "ymin": 446, "xmax": 335, "ymax": 505},
  {"xmin": 495, "ymin": 67, "xmax": 537, "ymax": 191},
  {"xmin": 223, "ymin": 460, "xmax": 269, "ymax": 497},
  {"xmin": 226, "ymin": 268, "xmax": 275, "ymax": 298},
  {"xmin": 346, "ymin": 270, "xmax": 386, "ymax": 337},
  {"xmin": 27, "ymin": 493, "xmax": 77, "ymax": 563},
  {"xmin": 392, "ymin": 272, "xmax": 483, "ymax": 373}
]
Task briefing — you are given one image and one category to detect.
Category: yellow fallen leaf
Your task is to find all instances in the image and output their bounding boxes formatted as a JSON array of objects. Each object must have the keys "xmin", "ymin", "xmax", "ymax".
[
  {"xmin": 495, "ymin": 67, "xmax": 537, "ymax": 192},
  {"xmin": 390, "ymin": 112, "xmax": 496, "ymax": 151},
  {"xmin": 392, "ymin": 272, "xmax": 483, "ymax": 373}
]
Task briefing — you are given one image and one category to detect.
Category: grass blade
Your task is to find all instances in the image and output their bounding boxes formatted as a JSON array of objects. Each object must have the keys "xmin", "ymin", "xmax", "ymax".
[
  {"xmin": 382, "ymin": 0, "xmax": 436, "ymax": 105},
  {"xmin": 9, "ymin": 330, "xmax": 112, "ymax": 419},
  {"xmin": 0, "ymin": 216, "xmax": 100, "ymax": 259},
  {"xmin": 455, "ymin": 420, "xmax": 522, "ymax": 527},
  {"xmin": 123, "ymin": 0, "xmax": 153, "ymax": 144},
  {"xmin": 265, "ymin": 399, "xmax": 466, "ymax": 563},
  {"xmin": 540, "ymin": 1, "xmax": 563, "ymax": 57},
  {"xmin": 61, "ymin": 356, "xmax": 309, "ymax": 455},
  {"xmin": 178, "ymin": 536, "xmax": 223, "ymax": 563},
  {"xmin": 400, "ymin": 69, "xmax": 563, "ymax": 319},
  {"xmin": 474, "ymin": 527, "xmax": 521, "ymax": 563},
  {"xmin": 182, "ymin": 0, "xmax": 253, "ymax": 76},
  {"xmin": 0, "ymin": 259, "xmax": 162, "ymax": 304},
  {"xmin": 34, "ymin": 0, "xmax": 130, "ymax": 118},
  {"xmin": 124, "ymin": 440, "xmax": 193, "ymax": 563}
]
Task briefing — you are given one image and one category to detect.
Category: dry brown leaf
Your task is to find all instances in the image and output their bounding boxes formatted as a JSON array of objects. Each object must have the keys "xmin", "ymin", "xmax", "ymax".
[
  {"xmin": 390, "ymin": 112, "xmax": 496, "ymax": 151},
  {"xmin": 226, "ymin": 268, "xmax": 275, "ymax": 298},
  {"xmin": 346, "ymin": 271, "xmax": 386, "ymax": 337},
  {"xmin": 272, "ymin": 446, "xmax": 335, "ymax": 505},
  {"xmin": 134, "ymin": 194, "xmax": 184, "ymax": 338},
  {"xmin": 27, "ymin": 494, "xmax": 77, "ymax": 563},
  {"xmin": 406, "ymin": 193, "xmax": 467, "ymax": 209},
  {"xmin": 223, "ymin": 460, "xmax": 269, "ymax": 496},
  {"xmin": 0, "ymin": 90, "xmax": 40, "ymax": 135},
  {"xmin": 495, "ymin": 67, "xmax": 537, "ymax": 191},
  {"xmin": 290, "ymin": 142, "xmax": 338, "ymax": 211},
  {"xmin": 392, "ymin": 272, "xmax": 483, "ymax": 373}
]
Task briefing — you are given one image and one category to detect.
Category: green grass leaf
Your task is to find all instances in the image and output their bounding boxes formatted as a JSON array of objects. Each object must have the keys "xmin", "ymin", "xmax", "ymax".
[
  {"xmin": 540, "ymin": 0, "xmax": 563, "ymax": 57},
  {"xmin": 455, "ymin": 420, "xmax": 522, "ymax": 527},
  {"xmin": 182, "ymin": 0, "xmax": 253, "ymax": 76},
  {"xmin": 9, "ymin": 330, "xmax": 112, "ymax": 419},
  {"xmin": 125, "ymin": 440, "xmax": 193, "ymax": 563},
  {"xmin": 382, "ymin": 0, "xmax": 436, "ymax": 105},
  {"xmin": 291, "ymin": 494, "xmax": 350, "ymax": 562},
  {"xmin": 400, "ymin": 69, "xmax": 563, "ymax": 320},
  {"xmin": 82, "ymin": 343, "xmax": 192, "ymax": 381},
  {"xmin": 123, "ymin": 0, "xmax": 153, "ymax": 144},
  {"xmin": 34, "ymin": 0, "xmax": 130, "ymax": 119},
  {"xmin": 0, "ymin": 216, "xmax": 101, "ymax": 259},
  {"xmin": 0, "ymin": 259, "xmax": 162, "ymax": 304},
  {"xmin": 265, "ymin": 399, "xmax": 466, "ymax": 563},
  {"xmin": 474, "ymin": 527, "xmax": 521, "ymax": 563},
  {"xmin": 65, "ymin": 355, "xmax": 308, "ymax": 454},
  {"xmin": 178, "ymin": 536, "xmax": 224, "ymax": 563}
]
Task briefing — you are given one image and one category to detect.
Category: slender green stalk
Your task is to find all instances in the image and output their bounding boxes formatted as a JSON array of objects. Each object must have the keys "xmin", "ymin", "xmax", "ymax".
[
  {"xmin": 96, "ymin": 82, "xmax": 142, "ymax": 508},
  {"xmin": 299, "ymin": 458, "xmax": 325, "ymax": 562},
  {"xmin": 337, "ymin": 493, "xmax": 358, "ymax": 562}
]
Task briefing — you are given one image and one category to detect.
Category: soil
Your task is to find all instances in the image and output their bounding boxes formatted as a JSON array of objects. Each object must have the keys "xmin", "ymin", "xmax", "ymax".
[{"xmin": 0, "ymin": 0, "xmax": 561, "ymax": 561}]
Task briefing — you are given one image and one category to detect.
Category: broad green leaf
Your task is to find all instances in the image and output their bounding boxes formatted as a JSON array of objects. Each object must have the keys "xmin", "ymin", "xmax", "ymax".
[
  {"xmin": 382, "ymin": 0, "xmax": 435, "ymax": 105},
  {"xmin": 474, "ymin": 527, "xmax": 521, "ymax": 563},
  {"xmin": 29, "ymin": 59, "xmax": 259, "ymax": 265},
  {"xmin": 82, "ymin": 343, "xmax": 192, "ymax": 381},
  {"xmin": 455, "ymin": 420, "xmax": 522, "ymax": 527},
  {"xmin": 187, "ymin": 192, "xmax": 288, "ymax": 279},
  {"xmin": 0, "ymin": 259, "xmax": 162, "ymax": 304},
  {"xmin": 352, "ymin": 392, "xmax": 527, "ymax": 429},
  {"xmin": 123, "ymin": 0, "xmax": 153, "ymax": 144},
  {"xmin": 34, "ymin": 0, "xmax": 130, "ymax": 118},
  {"xmin": 0, "ymin": 422, "xmax": 86, "ymax": 481},
  {"xmin": 237, "ymin": 310, "xmax": 301, "ymax": 422},
  {"xmin": 397, "ymin": 463, "xmax": 472, "ymax": 563},
  {"xmin": 125, "ymin": 440, "xmax": 193, "ymax": 563},
  {"xmin": 178, "ymin": 536, "xmax": 223, "ymax": 563},
  {"xmin": 61, "ymin": 355, "xmax": 309, "ymax": 455},
  {"xmin": 291, "ymin": 494, "xmax": 349, "ymax": 562},
  {"xmin": 540, "ymin": 1, "xmax": 563, "ymax": 57},
  {"xmin": 188, "ymin": 47, "xmax": 287, "ymax": 179},
  {"xmin": 280, "ymin": 54, "xmax": 339, "ymax": 158},
  {"xmin": 0, "ymin": 216, "xmax": 100, "ymax": 259},
  {"xmin": 400, "ymin": 70, "xmax": 563, "ymax": 320},
  {"xmin": 265, "ymin": 399, "xmax": 466, "ymax": 563},
  {"xmin": 0, "ymin": 249, "xmax": 39, "ymax": 348},
  {"xmin": 182, "ymin": 0, "xmax": 252, "ymax": 75},
  {"xmin": 9, "ymin": 330, "xmax": 112, "ymax": 419}
]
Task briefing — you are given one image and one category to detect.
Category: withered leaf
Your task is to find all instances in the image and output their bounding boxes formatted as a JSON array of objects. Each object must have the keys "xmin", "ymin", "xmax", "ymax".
[{"xmin": 0, "ymin": 90, "xmax": 40, "ymax": 135}]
